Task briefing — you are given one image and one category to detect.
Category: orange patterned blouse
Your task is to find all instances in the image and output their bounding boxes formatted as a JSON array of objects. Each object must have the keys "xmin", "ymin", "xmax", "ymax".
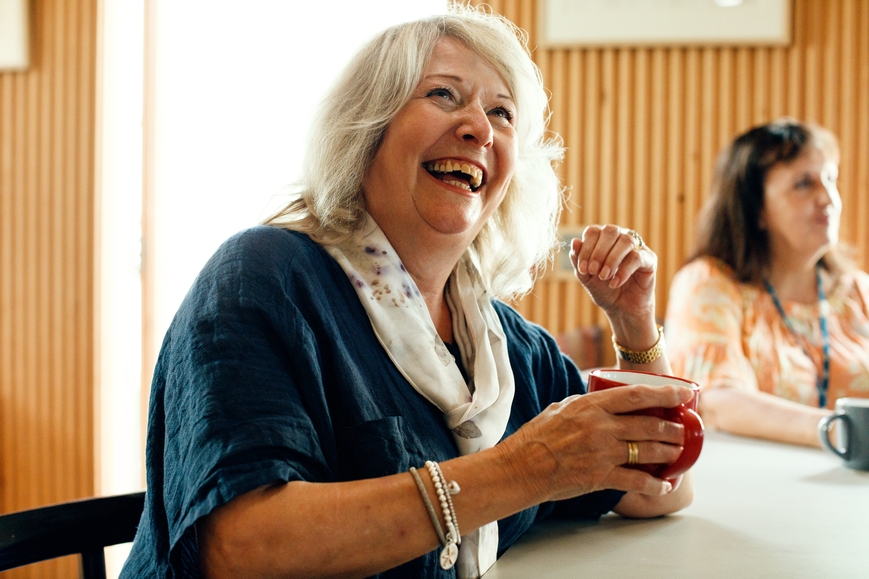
[{"xmin": 664, "ymin": 257, "xmax": 869, "ymax": 409}]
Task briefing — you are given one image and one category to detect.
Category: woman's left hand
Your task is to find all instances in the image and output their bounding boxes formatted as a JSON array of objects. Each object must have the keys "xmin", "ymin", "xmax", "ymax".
[{"xmin": 569, "ymin": 224, "xmax": 656, "ymax": 322}]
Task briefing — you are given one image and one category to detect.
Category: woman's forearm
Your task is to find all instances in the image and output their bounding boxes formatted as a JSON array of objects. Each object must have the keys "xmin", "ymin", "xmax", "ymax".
[
  {"xmin": 614, "ymin": 471, "xmax": 694, "ymax": 518},
  {"xmin": 197, "ymin": 445, "xmax": 539, "ymax": 579},
  {"xmin": 699, "ymin": 387, "xmax": 831, "ymax": 447}
]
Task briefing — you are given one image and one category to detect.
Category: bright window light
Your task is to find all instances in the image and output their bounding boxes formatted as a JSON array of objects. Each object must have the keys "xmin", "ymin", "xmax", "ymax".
[{"xmin": 148, "ymin": 0, "xmax": 448, "ymax": 363}]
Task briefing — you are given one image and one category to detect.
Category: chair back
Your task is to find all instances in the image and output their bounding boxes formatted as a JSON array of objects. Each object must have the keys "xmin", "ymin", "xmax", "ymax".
[
  {"xmin": 555, "ymin": 324, "xmax": 606, "ymax": 370},
  {"xmin": 0, "ymin": 491, "xmax": 145, "ymax": 579}
]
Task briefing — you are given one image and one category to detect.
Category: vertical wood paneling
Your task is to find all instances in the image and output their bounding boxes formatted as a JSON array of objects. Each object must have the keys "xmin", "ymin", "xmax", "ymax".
[
  {"xmin": 857, "ymin": 0, "xmax": 869, "ymax": 250},
  {"xmin": 632, "ymin": 48, "xmax": 649, "ymax": 271},
  {"xmin": 473, "ymin": 0, "xmax": 869, "ymax": 348},
  {"xmin": 0, "ymin": 0, "xmax": 98, "ymax": 577},
  {"xmin": 648, "ymin": 47, "xmax": 667, "ymax": 309}
]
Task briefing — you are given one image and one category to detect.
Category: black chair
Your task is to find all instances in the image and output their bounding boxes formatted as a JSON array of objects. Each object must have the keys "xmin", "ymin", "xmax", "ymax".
[{"xmin": 0, "ymin": 491, "xmax": 145, "ymax": 579}]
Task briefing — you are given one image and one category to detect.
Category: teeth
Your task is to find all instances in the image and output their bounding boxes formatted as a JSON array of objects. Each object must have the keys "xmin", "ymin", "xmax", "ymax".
[
  {"xmin": 425, "ymin": 160, "xmax": 484, "ymax": 189},
  {"xmin": 444, "ymin": 179, "xmax": 472, "ymax": 191}
]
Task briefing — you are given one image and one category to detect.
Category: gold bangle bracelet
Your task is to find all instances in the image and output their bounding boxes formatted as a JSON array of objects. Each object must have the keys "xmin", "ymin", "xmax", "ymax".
[{"xmin": 612, "ymin": 325, "xmax": 665, "ymax": 364}]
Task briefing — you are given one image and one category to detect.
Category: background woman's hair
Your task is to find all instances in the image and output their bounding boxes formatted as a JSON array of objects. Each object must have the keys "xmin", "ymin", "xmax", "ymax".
[
  {"xmin": 689, "ymin": 117, "xmax": 850, "ymax": 282},
  {"xmin": 265, "ymin": 4, "xmax": 564, "ymax": 299}
]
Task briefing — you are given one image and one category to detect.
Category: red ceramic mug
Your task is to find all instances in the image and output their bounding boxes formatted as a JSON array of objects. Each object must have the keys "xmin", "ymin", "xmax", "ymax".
[{"xmin": 587, "ymin": 369, "xmax": 705, "ymax": 480}]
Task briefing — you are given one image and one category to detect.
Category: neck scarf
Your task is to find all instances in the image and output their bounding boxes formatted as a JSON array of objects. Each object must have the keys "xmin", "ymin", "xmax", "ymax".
[{"xmin": 325, "ymin": 214, "xmax": 515, "ymax": 577}]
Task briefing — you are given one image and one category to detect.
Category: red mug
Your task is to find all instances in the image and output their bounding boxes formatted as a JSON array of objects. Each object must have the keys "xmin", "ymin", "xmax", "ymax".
[{"xmin": 587, "ymin": 369, "xmax": 704, "ymax": 480}]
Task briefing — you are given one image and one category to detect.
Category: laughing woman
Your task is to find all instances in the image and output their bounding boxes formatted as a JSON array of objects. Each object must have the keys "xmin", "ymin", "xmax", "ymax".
[{"xmin": 121, "ymin": 7, "xmax": 693, "ymax": 579}]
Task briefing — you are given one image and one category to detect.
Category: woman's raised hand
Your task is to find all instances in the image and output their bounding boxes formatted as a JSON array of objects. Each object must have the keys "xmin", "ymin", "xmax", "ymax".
[{"xmin": 569, "ymin": 225, "xmax": 656, "ymax": 322}]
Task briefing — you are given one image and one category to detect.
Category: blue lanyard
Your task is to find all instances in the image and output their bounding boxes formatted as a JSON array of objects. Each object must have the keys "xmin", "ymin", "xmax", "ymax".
[{"xmin": 763, "ymin": 267, "xmax": 830, "ymax": 408}]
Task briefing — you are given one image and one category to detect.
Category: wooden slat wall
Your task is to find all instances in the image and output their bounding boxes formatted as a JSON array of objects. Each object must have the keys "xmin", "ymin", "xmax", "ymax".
[
  {"xmin": 0, "ymin": 0, "xmax": 98, "ymax": 577},
  {"xmin": 475, "ymin": 0, "xmax": 869, "ymax": 351}
]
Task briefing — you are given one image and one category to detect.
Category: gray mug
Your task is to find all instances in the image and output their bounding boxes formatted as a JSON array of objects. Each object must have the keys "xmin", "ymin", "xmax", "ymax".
[{"xmin": 818, "ymin": 398, "xmax": 869, "ymax": 470}]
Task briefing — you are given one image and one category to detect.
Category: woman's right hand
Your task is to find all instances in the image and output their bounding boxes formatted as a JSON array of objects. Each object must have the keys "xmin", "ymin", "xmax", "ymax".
[{"xmin": 497, "ymin": 383, "xmax": 694, "ymax": 503}]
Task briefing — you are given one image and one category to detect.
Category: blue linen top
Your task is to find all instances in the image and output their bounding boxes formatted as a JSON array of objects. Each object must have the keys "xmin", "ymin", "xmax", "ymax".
[{"xmin": 120, "ymin": 226, "xmax": 623, "ymax": 579}]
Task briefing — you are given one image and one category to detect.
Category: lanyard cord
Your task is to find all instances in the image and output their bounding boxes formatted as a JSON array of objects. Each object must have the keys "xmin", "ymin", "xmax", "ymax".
[{"xmin": 763, "ymin": 266, "xmax": 831, "ymax": 408}]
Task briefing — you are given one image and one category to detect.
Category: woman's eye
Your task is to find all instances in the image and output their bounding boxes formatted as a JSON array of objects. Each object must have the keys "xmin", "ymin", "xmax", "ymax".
[
  {"xmin": 795, "ymin": 177, "xmax": 812, "ymax": 189},
  {"xmin": 427, "ymin": 87, "xmax": 455, "ymax": 101},
  {"xmin": 489, "ymin": 107, "xmax": 514, "ymax": 123}
]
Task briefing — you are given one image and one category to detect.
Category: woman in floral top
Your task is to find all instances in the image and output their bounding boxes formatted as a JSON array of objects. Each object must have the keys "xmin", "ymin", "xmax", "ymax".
[{"xmin": 665, "ymin": 119, "xmax": 869, "ymax": 447}]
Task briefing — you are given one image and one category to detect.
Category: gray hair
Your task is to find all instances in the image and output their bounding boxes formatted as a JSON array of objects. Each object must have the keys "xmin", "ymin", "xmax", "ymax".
[{"xmin": 266, "ymin": 5, "xmax": 564, "ymax": 299}]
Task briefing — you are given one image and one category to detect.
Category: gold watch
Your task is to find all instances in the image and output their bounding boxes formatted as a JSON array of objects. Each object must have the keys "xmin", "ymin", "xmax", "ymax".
[{"xmin": 612, "ymin": 325, "xmax": 665, "ymax": 364}]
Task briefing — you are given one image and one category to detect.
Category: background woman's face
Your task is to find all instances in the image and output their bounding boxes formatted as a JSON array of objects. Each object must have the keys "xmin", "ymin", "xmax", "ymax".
[{"xmin": 760, "ymin": 145, "xmax": 841, "ymax": 263}]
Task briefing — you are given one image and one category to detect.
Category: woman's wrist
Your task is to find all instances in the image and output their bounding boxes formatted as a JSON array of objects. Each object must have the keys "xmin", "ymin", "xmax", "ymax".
[{"xmin": 607, "ymin": 313, "xmax": 659, "ymax": 353}]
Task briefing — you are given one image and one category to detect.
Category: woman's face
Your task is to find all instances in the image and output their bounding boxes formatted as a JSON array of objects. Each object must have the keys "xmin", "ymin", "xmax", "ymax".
[
  {"xmin": 760, "ymin": 145, "xmax": 841, "ymax": 264},
  {"xmin": 362, "ymin": 37, "xmax": 518, "ymax": 250}
]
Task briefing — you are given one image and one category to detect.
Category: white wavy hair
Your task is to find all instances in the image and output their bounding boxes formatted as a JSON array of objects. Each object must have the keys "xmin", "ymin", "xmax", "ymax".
[{"xmin": 266, "ymin": 4, "xmax": 564, "ymax": 299}]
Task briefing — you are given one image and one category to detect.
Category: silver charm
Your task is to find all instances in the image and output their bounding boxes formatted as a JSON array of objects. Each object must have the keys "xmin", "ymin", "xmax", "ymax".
[{"xmin": 440, "ymin": 542, "xmax": 459, "ymax": 569}]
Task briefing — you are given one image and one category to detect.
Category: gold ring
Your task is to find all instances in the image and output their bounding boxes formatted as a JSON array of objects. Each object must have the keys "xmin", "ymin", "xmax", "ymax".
[
  {"xmin": 627, "ymin": 229, "xmax": 645, "ymax": 250},
  {"xmin": 626, "ymin": 441, "xmax": 639, "ymax": 465}
]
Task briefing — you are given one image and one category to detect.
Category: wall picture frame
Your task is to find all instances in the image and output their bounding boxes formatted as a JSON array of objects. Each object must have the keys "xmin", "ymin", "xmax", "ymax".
[
  {"xmin": 539, "ymin": 0, "xmax": 792, "ymax": 48},
  {"xmin": 0, "ymin": 0, "xmax": 30, "ymax": 70}
]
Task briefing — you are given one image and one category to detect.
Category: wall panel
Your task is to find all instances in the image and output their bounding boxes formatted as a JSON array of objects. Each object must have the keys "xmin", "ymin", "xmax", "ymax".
[
  {"xmin": 478, "ymin": 0, "xmax": 869, "ymax": 353},
  {"xmin": 0, "ymin": 0, "xmax": 98, "ymax": 577}
]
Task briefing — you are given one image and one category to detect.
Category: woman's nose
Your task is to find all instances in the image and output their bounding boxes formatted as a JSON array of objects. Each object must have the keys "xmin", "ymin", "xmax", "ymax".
[
  {"xmin": 818, "ymin": 180, "xmax": 841, "ymax": 210},
  {"xmin": 456, "ymin": 103, "xmax": 494, "ymax": 148}
]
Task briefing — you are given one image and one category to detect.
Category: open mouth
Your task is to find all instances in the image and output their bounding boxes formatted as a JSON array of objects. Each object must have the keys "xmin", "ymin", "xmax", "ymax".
[{"xmin": 424, "ymin": 159, "xmax": 484, "ymax": 192}]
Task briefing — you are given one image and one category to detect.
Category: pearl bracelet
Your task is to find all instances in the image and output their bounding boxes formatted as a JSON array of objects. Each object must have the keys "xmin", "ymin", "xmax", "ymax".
[
  {"xmin": 408, "ymin": 461, "xmax": 462, "ymax": 570},
  {"xmin": 426, "ymin": 460, "xmax": 461, "ymax": 545}
]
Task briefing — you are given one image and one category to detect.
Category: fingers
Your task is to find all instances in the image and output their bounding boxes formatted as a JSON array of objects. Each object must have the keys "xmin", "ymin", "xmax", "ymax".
[
  {"xmin": 588, "ymin": 383, "xmax": 695, "ymax": 415},
  {"xmin": 628, "ymin": 438, "xmax": 685, "ymax": 464},
  {"xmin": 617, "ymin": 414, "xmax": 686, "ymax": 446},
  {"xmin": 611, "ymin": 467, "xmax": 675, "ymax": 496},
  {"xmin": 570, "ymin": 225, "xmax": 653, "ymax": 288}
]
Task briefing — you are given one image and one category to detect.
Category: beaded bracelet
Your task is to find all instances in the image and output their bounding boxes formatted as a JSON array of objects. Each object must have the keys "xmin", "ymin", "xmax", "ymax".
[
  {"xmin": 409, "ymin": 461, "xmax": 462, "ymax": 570},
  {"xmin": 425, "ymin": 461, "xmax": 461, "ymax": 569},
  {"xmin": 427, "ymin": 461, "xmax": 461, "ymax": 543}
]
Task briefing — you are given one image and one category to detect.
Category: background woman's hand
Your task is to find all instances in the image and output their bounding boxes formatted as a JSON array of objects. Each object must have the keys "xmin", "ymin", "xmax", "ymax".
[{"xmin": 569, "ymin": 224, "xmax": 656, "ymax": 322}]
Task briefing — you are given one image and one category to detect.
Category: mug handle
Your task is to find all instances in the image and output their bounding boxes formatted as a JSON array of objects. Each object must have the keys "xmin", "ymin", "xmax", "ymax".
[
  {"xmin": 818, "ymin": 413, "xmax": 849, "ymax": 460},
  {"xmin": 657, "ymin": 407, "xmax": 705, "ymax": 480}
]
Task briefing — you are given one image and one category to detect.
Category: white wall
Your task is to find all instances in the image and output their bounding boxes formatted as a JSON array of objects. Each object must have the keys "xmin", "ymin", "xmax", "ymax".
[{"xmin": 97, "ymin": 0, "xmax": 145, "ymax": 575}]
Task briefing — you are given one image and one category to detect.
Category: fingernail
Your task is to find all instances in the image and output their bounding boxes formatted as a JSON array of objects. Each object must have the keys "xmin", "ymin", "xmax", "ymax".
[
  {"xmin": 599, "ymin": 265, "xmax": 611, "ymax": 280},
  {"xmin": 578, "ymin": 260, "xmax": 589, "ymax": 274},
  {"xmin": 662, "ymin": 481, "xmax": 673, "ymax": 494},
  {"xmin": 609, "ymin": 276, "xmax": 620, "ymax": 288},
  {"xmin": 588, "ymin": 261, "xmax": 600, "ymax": 275}
]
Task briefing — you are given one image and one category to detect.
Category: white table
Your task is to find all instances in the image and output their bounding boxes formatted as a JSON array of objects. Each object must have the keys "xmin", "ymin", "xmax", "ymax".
[{"xmin": 484, "ymin": 431, "xmax": 869, "ymax": 578}]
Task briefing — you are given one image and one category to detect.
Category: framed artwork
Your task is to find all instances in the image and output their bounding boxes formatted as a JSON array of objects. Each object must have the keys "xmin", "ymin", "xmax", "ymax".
[
  {"xmin": 0, "ymin": 0, "xmax": 30, "ymax": 70},
  {"xmin": 539, "ymin": 0, "xmax": 792, "ymax": 47}
]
